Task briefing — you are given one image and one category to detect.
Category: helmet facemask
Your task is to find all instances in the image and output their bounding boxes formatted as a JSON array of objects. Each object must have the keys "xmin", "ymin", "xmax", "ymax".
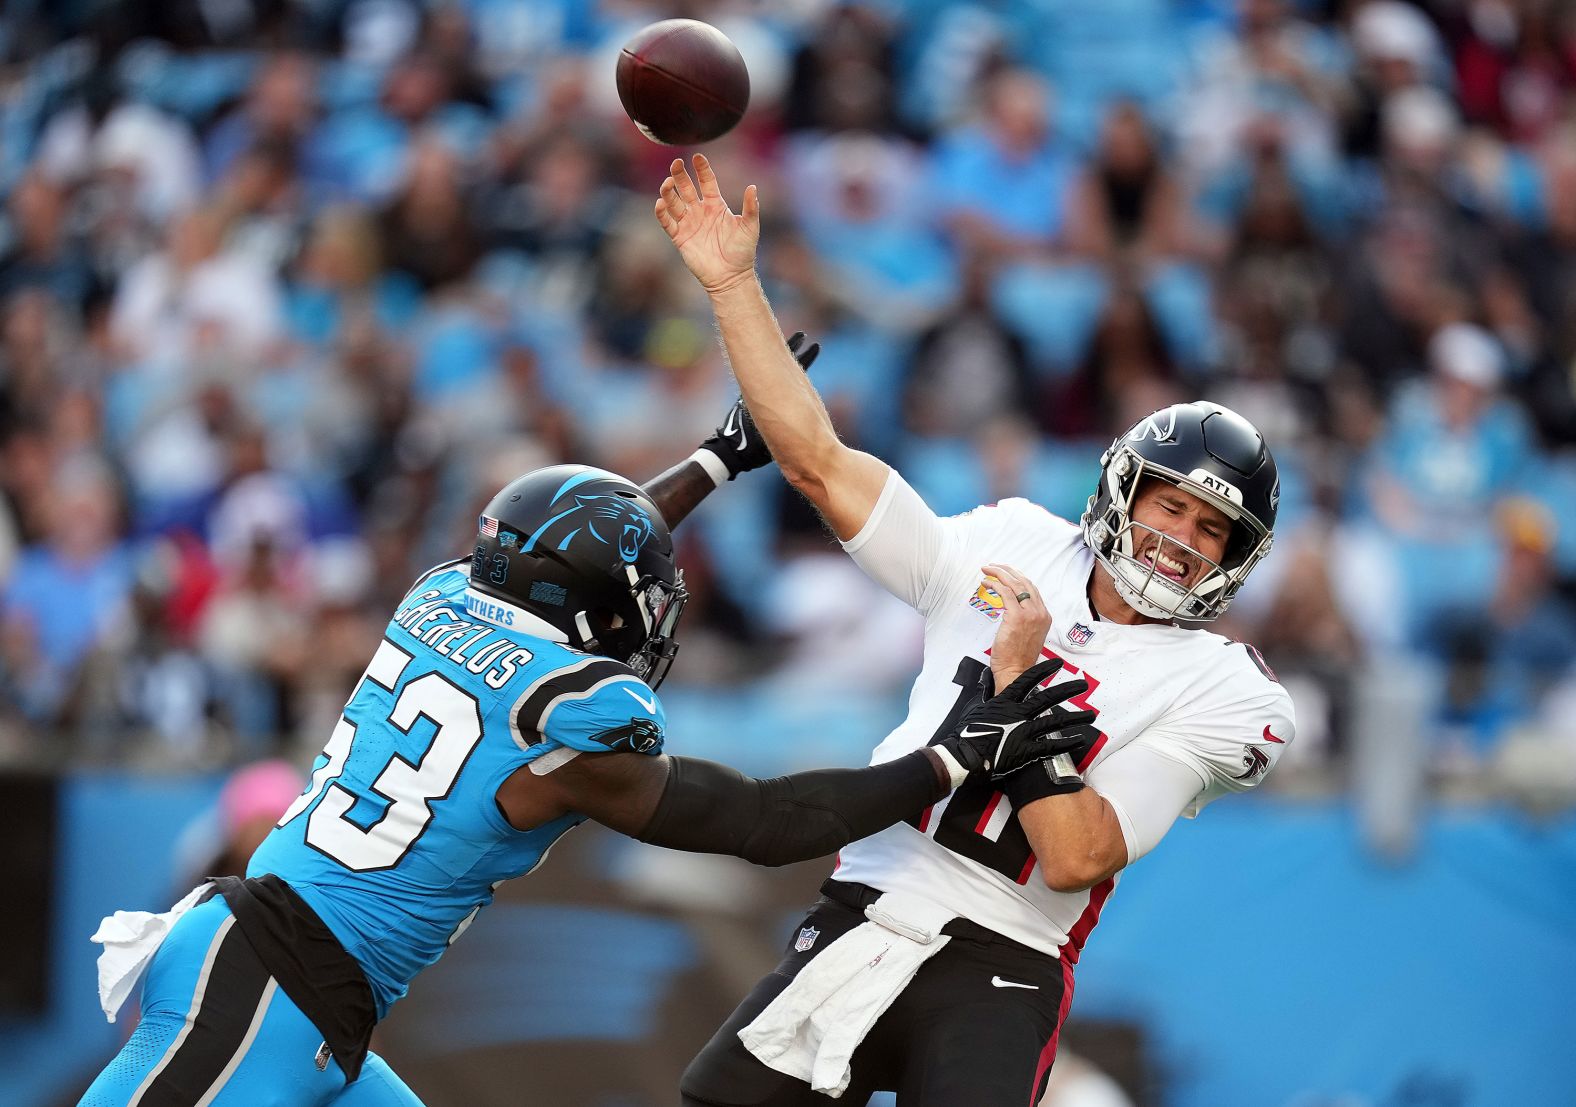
[
  {"xmin": 620, "ymin": 566, "xmax": 688, "ymax": 690},
  {"xmin": 1084, "ymin": 447, "xmax": 1274, "ymax": 622}
]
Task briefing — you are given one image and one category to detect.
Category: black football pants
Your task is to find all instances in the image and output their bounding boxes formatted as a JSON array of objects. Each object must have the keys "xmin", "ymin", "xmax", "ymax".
[{"xmin": 680, "ymin": 880, "xmax": 1071, "ymax": 1107}]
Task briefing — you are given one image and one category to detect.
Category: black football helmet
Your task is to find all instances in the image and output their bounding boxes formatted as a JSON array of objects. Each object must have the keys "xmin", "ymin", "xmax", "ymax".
[
  {"xmin": 1081, "ymin": 402, "xmax": 1278, "ymax": 621},
  {"xmin": 469, "ymin": 464, "xmax": 687, "ymax": 687}
]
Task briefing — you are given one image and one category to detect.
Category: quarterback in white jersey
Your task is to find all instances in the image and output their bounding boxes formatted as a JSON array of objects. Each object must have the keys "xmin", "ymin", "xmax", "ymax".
[
  {"xmin": 832, "ymin": 478, "xmax": 1292, "ymax": 958},
  {"xmin": 657, "ymin": 155, "xmax": 1294, "ymax": 1106}
]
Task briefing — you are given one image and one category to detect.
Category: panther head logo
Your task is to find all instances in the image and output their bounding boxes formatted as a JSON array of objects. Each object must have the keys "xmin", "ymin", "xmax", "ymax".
[
  {"xmin": 590, "ymin": 718, "xmax": 663, "ymax": 754},
  {"xmin": 573, "ymin": 494, "xmax": 655, "ymax": 563}
]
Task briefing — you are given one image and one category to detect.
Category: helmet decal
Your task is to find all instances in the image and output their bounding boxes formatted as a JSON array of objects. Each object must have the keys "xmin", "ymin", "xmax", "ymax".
[
  {"xmin": 569, "ymin": 494, "xmax": 655, "ymax": 563},
  {"xmin": 521, "ymin": 492, "xmax": 657, "ymax": 564},
  {"xmin": 1128, "ymin": 408, "xmax": 1178, "ymax": 444}
]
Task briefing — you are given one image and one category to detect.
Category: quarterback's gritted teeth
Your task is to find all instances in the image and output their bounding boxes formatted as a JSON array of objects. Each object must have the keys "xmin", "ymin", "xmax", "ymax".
[{"xmin": 1140, "ymin": 548, "xmax": 1190, "ymax": 583}]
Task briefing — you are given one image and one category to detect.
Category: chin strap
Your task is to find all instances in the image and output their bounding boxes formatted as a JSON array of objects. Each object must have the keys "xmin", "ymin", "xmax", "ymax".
[{"xmin": 573, "ymin": 610, "xmax": 597, "ymax": 650}]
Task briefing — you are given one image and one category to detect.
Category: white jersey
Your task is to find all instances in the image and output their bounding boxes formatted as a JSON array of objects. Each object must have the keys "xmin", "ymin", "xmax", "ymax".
[{"xmin": 831, "ymin": 472, "xmax": 1295, "ymax": 962}]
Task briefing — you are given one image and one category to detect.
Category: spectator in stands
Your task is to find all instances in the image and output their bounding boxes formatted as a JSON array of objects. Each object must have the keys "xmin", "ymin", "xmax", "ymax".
[
  {"xmin": 202, "ymin": 52, "xmax": 322, "ymax": 185},
  {"xmin": 0, "ymin": 289, "xmax": 67, "ymax": 436},
  {"xmin": 1048, "ymin": 282, "xmax": 1181, "ymax": 440},
  {"xmin": 109, "ymin": 206, "xmax": 283, "ymax": 365},
  {"xmin": 790, "ymin": 131, "xmax": 956, "ymax": 331},
  {"xmin": 1337, "ymin": 201, "xmax": 1471, "ymax": 401},
  {"xmin": 1427, "ymin": 497, "xmax": 1576, "ymax": 750},
  {"xmin": 1448, "ymin": 0, "xmax": 1576, "ymax": 145},
  {"xmin": 930, "ymin": 67, "xmax": 1081, "ymax": 261},
  {"xmin": 197, "ymin": 516, "xmax": 312, "ymax": 753},
  {"xmin": 1342, "ymin": 0, "xmax": 1446, "ymax": 159},
  {"xmin": 1507, "ymin": 145, "xmax": 1576, "ymax": 446},
  {"xmin": 378, "ymin": 137, "xmax": 482, "ymax": 291},
  {"xmin": 285, "ymin": 204, "xmax": 414, "ymax": 346},
  {"xmin": 783, "ymin": 4, "xmax": 904, "ymax": 135},
  {"xmin": 1066, "ymin": 102, "xmax": 1194, "ymax": 265},
  {"xmin": 120, "ymin": 534, "xmax": 217, "ymax": 757},
  {"xmin": 904, "ymin": 254, "xmax": 1035, "ymax": 439},
  {"xmin": 0, "ymin": 456, "xmax": 131, "ymax": 734},
  {"xmin": 486, "ymin": 126, "xmax": 623, "ymax": 314},
  {"xmin": 0, "ymin": 175, "xmax": 98, "ymax": 314},
  {"xmin": 1363, "ymin": 322, "xmax": 1535, "ymax": 646},
  {"xmin": 35, "ymin": 95, "xmax": 202, "ymax": 226},
  {"xmin": 1181, "ymin": 0, "xmax": 1349, "ymax": 176}
]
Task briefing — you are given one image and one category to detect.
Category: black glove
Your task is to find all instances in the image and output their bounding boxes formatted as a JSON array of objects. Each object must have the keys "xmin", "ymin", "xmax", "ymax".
[
  {"xmin": 934, "ymin": 658, "xmax": 1098, "ymax": 782},
  {"xmin": 697, "ymin": 331, "xmax": 820, "ymax": 479}
]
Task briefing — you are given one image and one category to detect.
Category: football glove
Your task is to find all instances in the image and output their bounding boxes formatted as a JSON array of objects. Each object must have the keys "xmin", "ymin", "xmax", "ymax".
[
  {"xmin": 934, "ymin": 658, "xmax": 1098, "ymax": 784},
  {"xmin": 698, "ymin": 330, "xmax": 820, "ymax": 479}
]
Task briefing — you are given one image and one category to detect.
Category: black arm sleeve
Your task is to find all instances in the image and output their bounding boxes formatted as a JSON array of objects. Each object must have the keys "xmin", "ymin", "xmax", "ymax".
[{"xmin": 636, "ymin": 751, "xmax": 948, "ymax": 867}]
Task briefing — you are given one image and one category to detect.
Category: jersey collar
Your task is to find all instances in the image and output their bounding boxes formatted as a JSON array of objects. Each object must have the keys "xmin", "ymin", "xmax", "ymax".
[{"xmin": 462, "ymin": 586, "xmax": 569, "ymax": 643}]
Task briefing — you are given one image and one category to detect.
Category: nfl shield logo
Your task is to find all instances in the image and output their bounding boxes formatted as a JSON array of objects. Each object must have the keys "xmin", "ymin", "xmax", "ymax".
[
  {"xmin": 1067, "ymin": 622, "xmax": 1095, "ymax": 646},
  {"xmin": 795, "ymin": 926, "xmax": 820, "ymax": 952}
]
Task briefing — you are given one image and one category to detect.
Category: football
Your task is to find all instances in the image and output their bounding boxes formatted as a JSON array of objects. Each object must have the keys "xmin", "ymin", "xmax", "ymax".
[{"xmin": 615, "ymin": 19, "xmax": 750, "ymax": 145}]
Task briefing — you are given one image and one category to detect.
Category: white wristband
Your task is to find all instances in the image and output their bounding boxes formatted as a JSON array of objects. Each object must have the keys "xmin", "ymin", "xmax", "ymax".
[
  {"xmin": 931, "ymin": 747, "xmax": 970, "ymax": 791},
  {"xmin": 688, "ymin": 448, "xmax": 731, "ymax": 488}
]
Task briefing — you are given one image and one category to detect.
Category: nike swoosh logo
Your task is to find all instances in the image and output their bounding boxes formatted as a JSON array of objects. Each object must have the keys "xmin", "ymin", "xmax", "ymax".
[
  {"xmin": 990, "ymin": 976, "xmax": 1038, "ymax": 990},
  {"xmin": 1262, "ymin": 725, "xmax": 1286, "ymax": 744},
  {"xmin": 958, "ymin": 726, "xmax": 998, "ymax": 741},
  {"xmin": 722, "ymin": 405, "xmax": 746, "ymax": 448},
  {"xmin": 624, "ymin": 687, "xmax": 658, "ymax": 713}
]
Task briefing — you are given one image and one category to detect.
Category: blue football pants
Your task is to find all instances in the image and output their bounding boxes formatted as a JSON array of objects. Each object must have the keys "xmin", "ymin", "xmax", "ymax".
[{"xmin": 80, "ymin": 896, "xmax": 423, "ymax": 1106}]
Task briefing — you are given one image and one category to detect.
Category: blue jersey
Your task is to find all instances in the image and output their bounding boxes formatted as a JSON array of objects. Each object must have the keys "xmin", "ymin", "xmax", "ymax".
[{"xmin": 248, "ymin": 560, "xmax": 667, "ymax": 1017}]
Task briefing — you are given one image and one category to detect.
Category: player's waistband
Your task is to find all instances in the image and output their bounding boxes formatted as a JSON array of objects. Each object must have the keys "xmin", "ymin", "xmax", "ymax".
[
  {"xmin": 820, "ymin": 878, "xmax": 1053, "ymax": 957},
  {"xmin": 211, "ymin": 874, "xmax": 377, "ymax": 1082}
]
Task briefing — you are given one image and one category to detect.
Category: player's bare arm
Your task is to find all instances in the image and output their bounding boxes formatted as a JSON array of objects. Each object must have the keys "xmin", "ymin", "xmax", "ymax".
[
  {"xmin": 643, "ymin": 331, "xmax": 823, "ymax": 527},
  {"xmin": 655, "ymin": 153, "xmax": 888, "ymax": 540},
  {"xmin": 1018, "ymin": 790, "xmax": 1129, "ymax": 893},
  {"xmin": 642, "ymin": 459, "xmax": 721, "ymax": 529}
]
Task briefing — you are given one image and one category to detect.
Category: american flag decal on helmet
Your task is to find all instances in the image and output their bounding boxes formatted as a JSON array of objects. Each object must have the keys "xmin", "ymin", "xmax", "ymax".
[{"xmin": 479, "ymin": 514, "xmax": 499, "ymax": 538}]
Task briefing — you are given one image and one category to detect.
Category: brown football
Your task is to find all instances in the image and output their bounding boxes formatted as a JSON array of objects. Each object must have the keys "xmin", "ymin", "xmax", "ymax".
[{"xmin": 616, "ymin": 19, "xmax": 750, "ymax": 145}]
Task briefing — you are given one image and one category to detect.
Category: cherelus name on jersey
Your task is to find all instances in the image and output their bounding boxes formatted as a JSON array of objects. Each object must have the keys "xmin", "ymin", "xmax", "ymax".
[{"xmin": 393, "ymin": 588, "xmax": 535, "ymax": 690}]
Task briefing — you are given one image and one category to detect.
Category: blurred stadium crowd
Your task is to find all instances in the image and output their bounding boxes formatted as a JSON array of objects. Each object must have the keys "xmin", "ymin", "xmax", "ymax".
[{"xmin": 2, "ymin": 0, "xmax": 1575, "ymax": 812}]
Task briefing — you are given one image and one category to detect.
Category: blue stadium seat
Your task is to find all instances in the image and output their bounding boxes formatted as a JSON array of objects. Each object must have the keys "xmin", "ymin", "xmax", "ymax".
[{"xmin": 989, "ymin": 262, "xmax": 1109, "ymax": 376}]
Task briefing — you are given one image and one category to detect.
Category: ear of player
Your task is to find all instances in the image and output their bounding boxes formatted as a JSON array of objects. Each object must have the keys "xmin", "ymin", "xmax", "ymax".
[
  {"xmin": 934, "ymin": 657, "xmax": 1099, "ymax": 785},
  {"xmin": 697, "ymin": 330, "xmax": 821, "ymax": 480}
]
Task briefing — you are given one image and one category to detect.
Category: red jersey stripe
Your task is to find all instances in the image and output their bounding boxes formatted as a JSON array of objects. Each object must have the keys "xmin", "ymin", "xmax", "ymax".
[
  {"xmin": 1031, "ymin": 954, "xmax": 1078, "ymax": 1104},
  {"xmin": 1061, "ymin": 877, "xmax": 1114, "ymax": 966}
]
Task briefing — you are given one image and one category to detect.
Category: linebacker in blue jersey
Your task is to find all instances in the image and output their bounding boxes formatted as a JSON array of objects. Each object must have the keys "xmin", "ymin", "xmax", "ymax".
[{"xmin": 82, "ymin": 350, "xmax": 1097, "ymax": 1106}]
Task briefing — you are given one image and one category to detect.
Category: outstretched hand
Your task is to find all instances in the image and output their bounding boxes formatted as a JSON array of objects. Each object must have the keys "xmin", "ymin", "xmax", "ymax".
[
  {"xmin": 655, "ymin": 154, "xmax": 760, "ymax": 295},
  {"xmin": 934, "ymin": 658, "xmax": 1098, "ymax": 784}
]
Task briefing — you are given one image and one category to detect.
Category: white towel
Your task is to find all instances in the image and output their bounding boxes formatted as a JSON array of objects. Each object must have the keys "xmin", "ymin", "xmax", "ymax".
[
  {"xmin": 91, "ymin": 882, "xmax": 212, "ymax": 1022},
  {"xmin": 738, "ymin": 890, "xmax": 957, "ymax": 1098}
]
